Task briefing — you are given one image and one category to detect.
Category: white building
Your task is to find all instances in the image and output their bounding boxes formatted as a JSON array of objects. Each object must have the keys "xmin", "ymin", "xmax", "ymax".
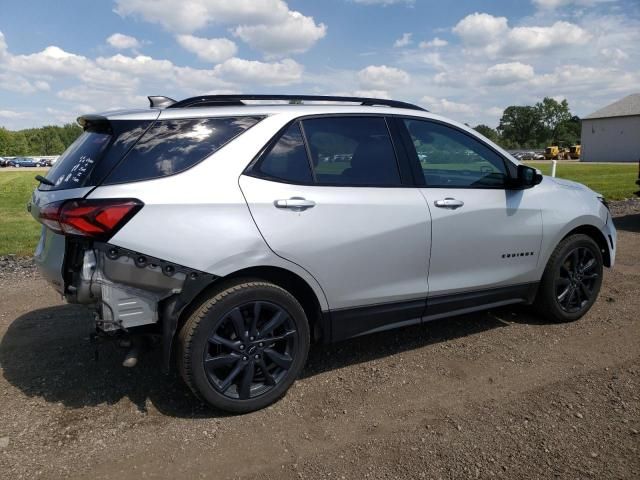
[{"xmin": 581, "ymin": 93, "xmax": 640, "ymax": 163}]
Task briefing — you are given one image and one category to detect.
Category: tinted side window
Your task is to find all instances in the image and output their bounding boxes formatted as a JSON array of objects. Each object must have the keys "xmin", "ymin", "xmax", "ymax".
[
  {"xmin": 302, "ymin": 117, "xmax": 401, "ymax": 186},
  {"xmin": 404, "ymin": 119, "xmax": 509, "ymax": 188},
  {"xmin": 255, "ymin": 123, "xmax": 313, "ymax": 183},
  {"xmin": 104, "ymin": 116, "xmax": 261, "ymax": 184},
  {"xmin": 88, "ymin": 120, "xmax": 152, "ymax": 186}
]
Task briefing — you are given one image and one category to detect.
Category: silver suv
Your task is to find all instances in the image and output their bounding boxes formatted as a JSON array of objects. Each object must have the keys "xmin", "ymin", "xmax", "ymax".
[{"xmin": 29, "ymin": 95, "xmax": 616, "ymax": 413}]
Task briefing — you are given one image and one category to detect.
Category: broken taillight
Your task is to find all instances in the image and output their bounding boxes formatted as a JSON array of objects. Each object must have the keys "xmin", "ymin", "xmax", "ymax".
[{"xmin": 39, "ymin": 199, "xmax": 143, "ymax": 239}]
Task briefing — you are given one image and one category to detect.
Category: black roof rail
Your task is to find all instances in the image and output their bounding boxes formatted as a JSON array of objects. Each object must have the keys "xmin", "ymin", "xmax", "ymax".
[{"xmin": 165, "ymin": 94, "xmax": 427, "ymax": 111}]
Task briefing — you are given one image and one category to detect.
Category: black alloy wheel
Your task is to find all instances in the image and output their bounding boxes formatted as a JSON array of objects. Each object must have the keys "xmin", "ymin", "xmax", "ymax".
[
  {"xmin": 554, "ymin": 247, "xmax": 600, "ymax": 313},
  {"xmin": 204, "ymin": 301, "xmax": 297, "ymax": 400},
  {"xmin": 178, "ymin": 280, "xmax": 310, "ymax": 413},
  {"xmin": 534, "ymin": 234, "xmax": 603, "ymax": 323}
]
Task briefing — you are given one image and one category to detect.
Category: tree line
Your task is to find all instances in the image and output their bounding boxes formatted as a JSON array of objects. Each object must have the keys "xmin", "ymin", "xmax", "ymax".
[
  {"xmin": 0, "ymin": 123, "xmax": 83, "ymax": 157},
  {"xmin": 474, "ymin": 97, "xmax": 581, "ymax": 150}
]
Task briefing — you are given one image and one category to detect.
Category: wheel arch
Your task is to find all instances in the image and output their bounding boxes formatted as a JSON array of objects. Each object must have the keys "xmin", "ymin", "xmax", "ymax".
[
  {"xmin": 560, "ymin": 224, "xmax": 612, "ymax": 267},
  {"xmin": 223, "ymin": 266, "xmax": 327, "ymax": 342},
  {"xmin": 174, "ymin": 265, "xmax": 327, "ymax": 352}
]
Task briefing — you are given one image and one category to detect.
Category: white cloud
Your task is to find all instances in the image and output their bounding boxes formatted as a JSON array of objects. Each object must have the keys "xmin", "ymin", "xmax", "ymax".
[
  {"xmin": 358, "ymin": 65, "xmax": 410, "ymax": 90},
  {"xmin": 96, "ymin": 54, "xmax": 175, "ymax": 79},
  {"xmin": 0, "ymin": 29, "xmax": 304, "ymax": 117},
  {"xmin": 106, "ymin": 33, "xmax": 141, "ymax": 50},
  {"xmin": 212, "ymin": 57, "xmax": 303, "ymax": 85},
  {"xmin": 421, "ymin": 96, "xmax": 474, "ymax": 114},
  {"xmin": 453, "ymin": 12, "xmax": 590, "ymax": 58},
  {"xmin": 504, "ymin": 22, "xmax": 591, "ymax": 55},
  {"xmin": 7, "ymin": 46, "xmax": 92, "ymax": 77},
  {"xmin": 114, "ymin": 0, "xmax": 289, "ymax": 32},
  {"xmin": 233, "ymin": 10, "xmax": 326, "ymax": 56},
  {"xmin": 114, "ymin": 0, "xmax": 325, "ymax": 56},
  {"xmin": 56, "ymin": 86, "xmax": 149, "ymax": 113},
  {"xmin": 176, "ymin": 35, "xmax": 237, "ymax": 63},
  {"xmin": 599, "ymin": 47, "xmax": 629, "ymax": 65},
  {"xmin": 487, "ymin": 107, "xmax": 504, "ymax": 118},
  {"xmin": 0, "ymin": 109, "xmax": 27, "ymax": 119},
  {"xmin": 412, "ymin": 52, "xmax": 447, "ymax": 69},
  {"xmin": 394, "ymin": 33, "xmax": 412, "ymax": 48},
  {"xmin": 0, "ymin": 73, "xmax": 50, "ymax": 94},
  {"xmin": 0, "ymin": 31, "xmax": 7, "ymax": 61},
  {"xmin": 419, "ymin": 37, "xmax": 448, "ymax": 48},
  {"xmin": 484, "ymin": 62, "xmax": 535, "ymax": 85},
  {"xmin": 452, "ymin": 12, "xmax": 508, "ymax": 46},
  {"xmin": 353, "ymin": 89, "xmax": 390, "ymax": 99}
]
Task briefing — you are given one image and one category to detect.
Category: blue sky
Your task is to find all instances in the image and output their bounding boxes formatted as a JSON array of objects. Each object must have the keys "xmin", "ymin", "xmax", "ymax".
[{"xmin": 1, "ymin": 0, "xmax": 639, "ymax": 129}]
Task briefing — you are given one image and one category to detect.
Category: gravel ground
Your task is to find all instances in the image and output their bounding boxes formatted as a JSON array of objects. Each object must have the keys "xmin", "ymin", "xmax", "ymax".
[{"xmin": 0, "ymin": 201, "xmax": 638, "ymax": 479}]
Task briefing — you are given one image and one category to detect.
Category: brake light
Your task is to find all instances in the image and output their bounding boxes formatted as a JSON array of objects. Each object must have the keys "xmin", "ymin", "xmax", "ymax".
[{"xmin": 39, "ymin": 199, "xmax": 143, "ymax": 239}]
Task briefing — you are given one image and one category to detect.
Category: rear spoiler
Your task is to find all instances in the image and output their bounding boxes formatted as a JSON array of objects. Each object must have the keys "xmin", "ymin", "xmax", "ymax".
[{"xmin": 76, "ymin": 114, "xmax": 111, "ymax": 132}]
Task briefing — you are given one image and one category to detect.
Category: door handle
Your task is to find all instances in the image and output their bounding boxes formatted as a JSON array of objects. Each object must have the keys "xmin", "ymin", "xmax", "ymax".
[
  {"xmin": 434, "ymin": 197, "xmax": 464, "ymax": 209},
  {"xmin": 274, "ymin": 197, "xmax": 316, "ymax": 210}
]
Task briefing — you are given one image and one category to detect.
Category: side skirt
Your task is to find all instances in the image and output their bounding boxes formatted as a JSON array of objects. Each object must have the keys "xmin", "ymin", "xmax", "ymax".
[{"xmin": 323, "ymin": 283, "xmax": 538, "ymax": 343}]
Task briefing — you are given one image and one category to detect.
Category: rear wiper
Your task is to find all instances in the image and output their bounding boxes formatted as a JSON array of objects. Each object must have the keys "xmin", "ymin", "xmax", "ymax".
[{"xmin": 35, "ymin": 174, "xmax": 55, "ymax": 186}]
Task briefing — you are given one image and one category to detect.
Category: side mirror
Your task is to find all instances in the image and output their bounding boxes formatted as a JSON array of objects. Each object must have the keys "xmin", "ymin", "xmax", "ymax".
[{"xmin": 515, "ymin": 164, "xmax": 543, "ymax": 189}]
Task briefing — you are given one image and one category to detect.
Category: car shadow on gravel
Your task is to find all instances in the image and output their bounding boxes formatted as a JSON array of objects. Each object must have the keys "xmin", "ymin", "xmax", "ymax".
[
  {"xmin": 614, "ymin": 213, "xmax": 640, "ymax": 233},
  {"xmin": 0, "ymin": 303, "xmax": 540, "ymax": 418}
]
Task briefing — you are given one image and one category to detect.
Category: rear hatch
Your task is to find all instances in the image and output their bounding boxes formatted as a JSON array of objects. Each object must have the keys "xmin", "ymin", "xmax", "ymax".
[{"xmin": 30, "ymin": 112, "xmax": 158, "ymax": 291}]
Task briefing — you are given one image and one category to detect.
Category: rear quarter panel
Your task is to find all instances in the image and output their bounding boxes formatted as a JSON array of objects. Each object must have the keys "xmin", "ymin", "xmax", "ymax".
[{"xmin": 87, "ymin": 113, "xmax": 330, "ymax": 310}]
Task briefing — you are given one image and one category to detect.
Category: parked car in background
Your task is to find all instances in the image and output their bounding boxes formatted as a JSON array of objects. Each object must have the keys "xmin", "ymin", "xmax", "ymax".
[
  {"xmin": 0, "ymin": 157, "xmax": 7, "ymax": 167},
  {"xmin": 29, "ymin": 94, "xmax": 616, "ymax": 413},
  {"xmin": 37, "ymin": 158, "xmax": 53, "ymax": 167},
  {"xmin": 8, "ymin": 157, "xmax": 40, "ymax": 167}
]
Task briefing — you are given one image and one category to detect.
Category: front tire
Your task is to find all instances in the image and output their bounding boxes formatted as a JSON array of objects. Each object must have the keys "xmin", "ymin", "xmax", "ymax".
[
  {"xmin": 534, "ymin": 234, "xmax": 603, "ymax": 322},
  {"xmin": 177, "ymin": 280, "xmax": 310, "ymax": 413}
]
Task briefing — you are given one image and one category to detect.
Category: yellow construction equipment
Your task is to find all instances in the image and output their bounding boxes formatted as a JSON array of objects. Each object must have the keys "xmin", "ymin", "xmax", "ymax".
[
  {"xmin": 569, "ymin": 145, "xmax": 581, "ymax": 159},
  {"xmin": 544, "ymin": 145, "xmax": 561, "ymax": 160},
  {"xmin": 545, "ymin": 145, "xmax": 571, "ymax": 160}
]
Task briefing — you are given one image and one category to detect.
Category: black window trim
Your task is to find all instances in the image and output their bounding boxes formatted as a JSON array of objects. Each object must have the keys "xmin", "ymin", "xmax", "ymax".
[
  {"xmin": 243, "ymin": 113, "xmax": 416, "ymax": 188},
  {"xmin": 99, "ymin": 115, "xmax": 266, "ymax": 186},
  {"xmin": 297, "ymin": 120, "xmax": 318, "ymax": 183},
  {"xmin": 395, "ymin": 115, "xmax": 519, "ymax": 190}
]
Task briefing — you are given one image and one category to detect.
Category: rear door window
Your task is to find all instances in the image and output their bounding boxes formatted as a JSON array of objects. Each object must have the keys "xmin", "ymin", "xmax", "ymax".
[
  {"xmin": 301, "ymin": 116, "xmax": 401, "ymax": 186},
  {"xmin": 103, "ymin": 116, "xmax": 262, "ymax": 184}
]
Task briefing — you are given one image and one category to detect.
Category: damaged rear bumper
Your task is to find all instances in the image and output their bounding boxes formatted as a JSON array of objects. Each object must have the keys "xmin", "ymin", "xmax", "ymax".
[{"xmin": 47, "ymin": 239, "xmax": 217, "ymax": 371}]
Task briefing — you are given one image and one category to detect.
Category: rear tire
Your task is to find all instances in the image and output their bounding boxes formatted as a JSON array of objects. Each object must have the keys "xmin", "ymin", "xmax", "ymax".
[
  {"xmin": 177, "ymin": 280, "xmax": 310, "ymax": 413},
  {"xmin": 534, "ymin": 234, "xmax": 603, "ymax": 322}
]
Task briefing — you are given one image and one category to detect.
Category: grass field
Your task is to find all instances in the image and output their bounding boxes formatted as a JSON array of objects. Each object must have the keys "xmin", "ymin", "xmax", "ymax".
[
  {"xmin": 0, "ymin": 172, "xmax": 41, "ymax": 256},
  {"xmin": 526, "ymin": 162, "xmax": 638, "ymax": 201},
  {"xmin": 0, "ymin": 164, "xmax": 638, "ymax": 255}
]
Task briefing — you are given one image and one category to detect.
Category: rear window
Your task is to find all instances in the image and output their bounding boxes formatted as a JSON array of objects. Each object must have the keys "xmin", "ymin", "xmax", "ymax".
[
  {"xmin": 103, "ymin": 116, "xmax": 262, "ymax": 184},
  {"xmin": 42, "ymin": 131, "xmax": 112, "ymax": 190},
  {"xmin": 40, "ymin": 120, "xmax": 153, "ymax": 191}
]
